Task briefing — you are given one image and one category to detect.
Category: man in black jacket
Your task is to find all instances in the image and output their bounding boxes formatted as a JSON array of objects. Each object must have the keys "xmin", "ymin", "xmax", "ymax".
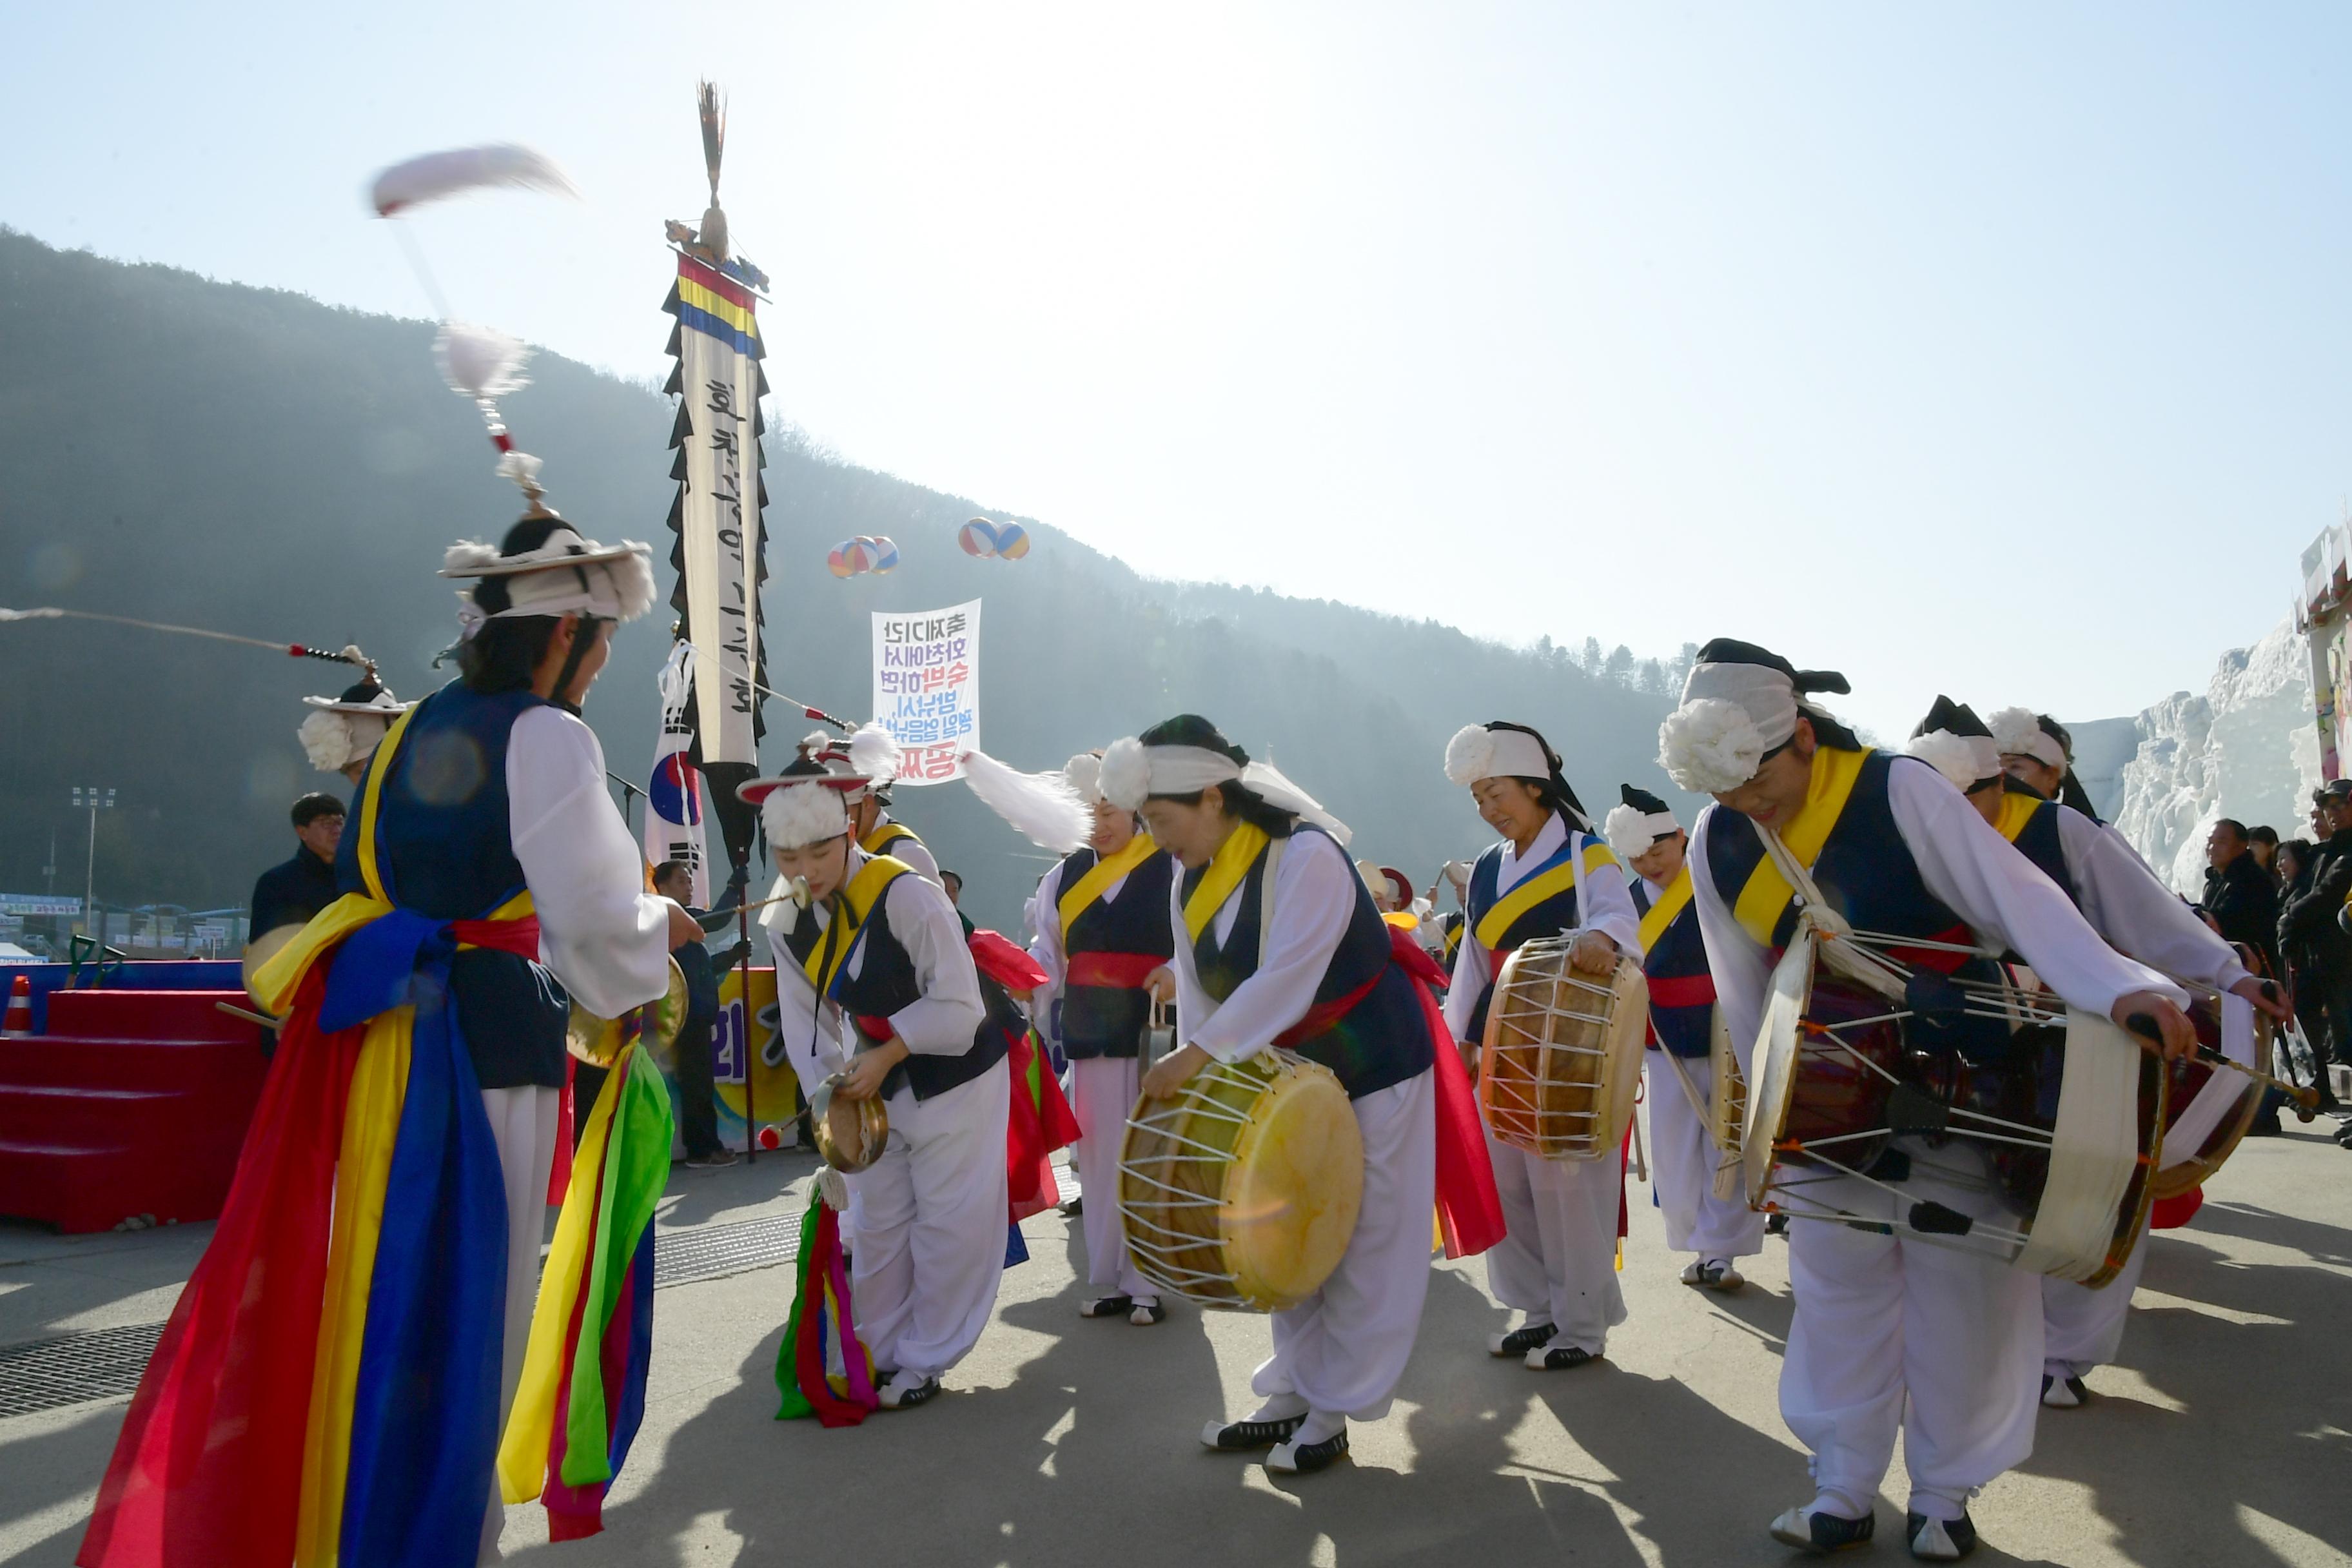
[
  {"xmin": 656, "ymin": 859, "xmax": 733, "ymax": 1168},
  {"xmin": 2278, "ymin": 783, "xmax": 2352, "ymax": 1108},
  {"xmin": 2203, "ymin": 819, "xmax": 2278, "ymax": 976}
]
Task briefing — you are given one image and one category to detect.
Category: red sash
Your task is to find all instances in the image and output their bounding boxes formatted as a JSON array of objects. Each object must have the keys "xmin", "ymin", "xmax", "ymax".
[
  {"xmin": 1645, "ymin": 972, "xmax": 1717, "ymax": 1008},
  {"xmin": 1066, "ymin": 950, "xmax": 1163, "ymax": 990}
]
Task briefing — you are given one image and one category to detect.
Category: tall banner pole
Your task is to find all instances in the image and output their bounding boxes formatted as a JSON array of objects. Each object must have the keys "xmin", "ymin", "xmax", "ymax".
[{"xmin": 663, "ymin": 80, "xmax": 777, "ymax": 1153}]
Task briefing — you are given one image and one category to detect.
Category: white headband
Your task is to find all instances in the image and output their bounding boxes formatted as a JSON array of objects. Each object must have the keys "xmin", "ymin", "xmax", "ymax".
[
  {"xmin": 1099, "ymin": 738, "xmax": 1352, "ymax": 845},
  {"xmin": 1602, "ymin": 803, "xmax": 1682, "ymax": 861},
  {"xmin": 1442, "ymin": 725, "xmax": 1553, "ymax": 789},
  {"xmin": 1657, "ymin": 661, "xmax": 1805, "ymax": 794},
  {"xmin": 1988, "ymin": 707, "xmax": 2066, "ymax": 770}
]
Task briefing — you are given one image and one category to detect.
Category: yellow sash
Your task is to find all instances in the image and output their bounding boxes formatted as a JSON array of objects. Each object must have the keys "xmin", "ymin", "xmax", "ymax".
[
  {"xmin": 1636, "ymin": 865, "xmax": 1695, "ymax": 955},
  {"xmin": 1059, "ymin": 833, "xmax": 1160, "ymax": 942},
  {"xmin": 1994, "ymin": 789, "xmax": 2041, "ymax": 844},
  {"xmin": 1473, "ymin": 834, "xmax": 1617, "ymax": 953},
  {"xmin": 861, "ymin": 819, "xmax": 918, "ymax": 856},
  {"xmin": 1728, "ymin": 745, "xmax": 1872, "ymax": 946},
  {"xmin": 1181, "ymin": 823, "xmax": 1271, "ymax": 943},
  {"xmin": 800, "ymin": 855, "xmax": 912, "ymax": 1003}
]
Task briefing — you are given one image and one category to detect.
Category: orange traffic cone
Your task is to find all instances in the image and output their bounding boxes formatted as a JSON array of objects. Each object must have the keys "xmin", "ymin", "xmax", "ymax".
[{"xmin": 2, "ymin": 974, "xmax": 30, "ymax": 1037}]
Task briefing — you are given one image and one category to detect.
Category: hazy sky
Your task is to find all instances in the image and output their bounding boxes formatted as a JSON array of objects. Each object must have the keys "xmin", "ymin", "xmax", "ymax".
[{"xmin": 6, "ymin": 3, "xmax": 2348, "ymax": 740}]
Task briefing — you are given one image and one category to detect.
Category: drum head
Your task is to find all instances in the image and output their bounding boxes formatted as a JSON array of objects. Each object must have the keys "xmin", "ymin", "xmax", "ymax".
[
  {"xmin": 2152, "ymin": 995, "xmax": 2266, "ymax": 1201},
  {"xmin": 242, "ymin": 925, "xmax": 304, "ymax": 1012},
  {"xmin": 1740, "ymin": 929, "xmax": 1817, "ymax": 1207},
  {"xmin": 1222, "ymin": 1059, "xmax": 1364, "ymax": 1312},
  {"xmin": 1593, "ymin": 957, "xmax": 1651, "ymax": 1157}
]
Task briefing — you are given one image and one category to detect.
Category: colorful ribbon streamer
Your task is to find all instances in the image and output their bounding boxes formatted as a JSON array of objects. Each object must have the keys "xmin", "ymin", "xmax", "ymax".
[{"xmin": 773, "ymin": 1184, "xmax": 881, "ymax": 1427}]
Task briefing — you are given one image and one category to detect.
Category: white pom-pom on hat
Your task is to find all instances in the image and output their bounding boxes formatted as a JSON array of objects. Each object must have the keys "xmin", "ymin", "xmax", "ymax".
[
  {"xmin": 1099, "ymin": 737, "xmax": 1151, "ymax": 812},
  {"xmin": 1658, "ymin": 698, "xmax": 1768, "ymax": 795},
  {"xmin": 1905, "ymin": 730, "xmax": 1985, "ymax": 791},
  {"xmin": 299, "ymin": 710, "xmax": 357, "ymax": 772},
  {"xmin": 1064, "ymin": 752, "xmax": 1104, "ymax": 805},
  {"xmin": 758, "ymin": 781, "xmax": 852, "ymax": 851},
  {"xmin": 1602, "ymin": 803, "xmax": 1658, "ymax": 862},
  {"xmin": 847, "ymin": 723, "xmax": 903, "ymax": 785},
  {"xmin": 1444, "ymin": 725, "xmax": 1499, "ymax": 789}
]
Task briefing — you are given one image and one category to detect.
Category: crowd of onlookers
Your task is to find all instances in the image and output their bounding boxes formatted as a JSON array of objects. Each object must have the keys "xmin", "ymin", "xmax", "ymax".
[{"xmin": 2204, "ymin": 782, "xmax": 2352, "ymax": 1143}]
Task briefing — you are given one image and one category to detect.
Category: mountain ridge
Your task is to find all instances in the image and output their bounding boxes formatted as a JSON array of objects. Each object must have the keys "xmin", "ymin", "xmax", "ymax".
[{"xmin": 0, "ymin": 228, "xmax": 1687, "ymax": 928}]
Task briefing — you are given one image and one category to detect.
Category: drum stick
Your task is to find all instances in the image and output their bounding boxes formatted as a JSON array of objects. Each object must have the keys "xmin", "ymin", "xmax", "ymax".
[
  {"xmin": 2126, "ymin": 1011, "xmax": 2319, "ymax": 1110},
  {"xmin": 215, "ymin": 1001, "xmax": 282, "ymax": 1029}
]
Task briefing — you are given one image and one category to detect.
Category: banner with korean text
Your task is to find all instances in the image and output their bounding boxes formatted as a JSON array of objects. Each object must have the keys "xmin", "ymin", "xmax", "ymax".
[{"xmin": 871, "ymin": 600, "xmax": 981, "ymax": 785}]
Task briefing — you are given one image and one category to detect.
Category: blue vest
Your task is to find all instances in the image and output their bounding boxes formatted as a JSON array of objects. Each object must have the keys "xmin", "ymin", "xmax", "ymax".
[
  {"xmin": 1055, "ymin": 845, "xmax": 1177, "ymax": 1059},
  {"xmin": 1458, "ymin": 826, "xmax": 1591, "ymax": 1045},
  {"xmin": 336, "ymin": 686, "xmax": 569, "ymax": 1090},
  {"xmin": 2005, "ymin": 791, "xmax": 2079, "ymax": 907},
  {"xmin": 334, "ymin": 683, "xmax": 571, "ymax": 1090},
  {"xmin": 1632, "ymin": 880, "xmax": 1716, "ymax": 1058},
  {"xmin": 1702, "ymin": 749, "xmax": 2008, "ymax": 1061},
  {"xmin": 1182, "ymin": 827, "xmax": 1431, "ymax": 1099},
  {"xmin": 779, "ymin": 879, "xmax": 1012, "ymax": 1102}
]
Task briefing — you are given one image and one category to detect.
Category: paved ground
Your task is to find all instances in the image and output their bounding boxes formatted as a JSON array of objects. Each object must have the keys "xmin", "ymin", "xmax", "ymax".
[{"xmin": 5, "ymin": 1115, "xmax": 2351, "ymax": 1567}]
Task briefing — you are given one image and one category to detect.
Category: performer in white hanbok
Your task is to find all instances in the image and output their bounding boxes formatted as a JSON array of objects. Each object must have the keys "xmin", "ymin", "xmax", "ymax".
[
  {"xmin": 749, "ymin": 754, "xmax": 1011, "ymax": 1411},
  {"xmin": 1603, "ymin": 783, "xmax": 1765, "ymax": 1290},
  {"xmin": 1905, "ymin": 696, "xmax": 2290, "ymax": 1413},
  {"xmin": 1018, "ymin": 752, "xmax": 1177, "ymax": 1325},
  {"xmin": 1440, "ymin": 722, "xmax": 1642, "ymax": 1370},
  {"xmin": 1667, "ymin": 640, "xmax": 2196, "ymax": 1562},
  {"xmin": 1104, "ymin": 715, "xmax": 1480, "ymax": 1475}
]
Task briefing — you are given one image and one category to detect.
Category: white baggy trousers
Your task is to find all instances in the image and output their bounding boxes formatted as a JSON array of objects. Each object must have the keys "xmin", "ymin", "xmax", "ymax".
[
  {"xmin": 1068, "ymin": 1055, "xmax": 1151, "ymax": 1298},
  {"xmin": 478, "ymin": 1084, "xmax": 563, "ymax": 1563},
  {"xmin": 1251, "ymin": 1068, "xmax": 1436, "ymax": 1421},
  {"xmin": 2042, "ymin": 1215, "xmax": 2150, "ymax": 1375},
  {"xmin": 847, "ymin": 1058, "xmax": 1012, "ymax": 1380},
  {"xmin": 1781, "ymin": 1162, "xmax": 2042, "ymax": 1520},
  {"xmin": 1482, "ymin": 1127, "xmax": 1625, "ymax": 1355},
  {"xmin": 1643, "ymin": 1051, "xmax": 1766, "ymax": 1262}
]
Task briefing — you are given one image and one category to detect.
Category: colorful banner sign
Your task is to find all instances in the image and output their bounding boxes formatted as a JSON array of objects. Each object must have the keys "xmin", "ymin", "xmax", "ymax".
[{"xmin": 871, "ymin": 600, "xmax": 981, "ymax": 785}]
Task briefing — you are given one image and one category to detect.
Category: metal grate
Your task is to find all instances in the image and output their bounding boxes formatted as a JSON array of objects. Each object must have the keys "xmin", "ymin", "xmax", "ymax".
[
  {"xmin": 0, "ymin": 1173, "xmax": 1086, "ymax": 1414},
  {"xmin": 651, "ymin": 1211, "xmax": 802, "ymax": 1289},
  {"xmin": 0, "ymin": 1320, "xmax": 166, "ymax": 1418}
]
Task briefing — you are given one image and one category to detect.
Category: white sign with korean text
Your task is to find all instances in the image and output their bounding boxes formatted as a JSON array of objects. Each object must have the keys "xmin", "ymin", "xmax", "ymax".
[{"xmin": 871, "ymin": 600, "xmax": 981, "ymax": 786}]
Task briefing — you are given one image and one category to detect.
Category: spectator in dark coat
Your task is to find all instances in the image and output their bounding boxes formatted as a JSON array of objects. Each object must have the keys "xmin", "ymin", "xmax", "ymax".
[
  {"xmin": 657, "ymin": 859, "xmax": 730, "ymax": 1167},
  {"xmin": 2278, "ymin": 784, "xmax": 2352, "ymax": 1105},
  {"xmin": 2202, "ymin": 819, "xmax": 2278, "ymax": 976}
]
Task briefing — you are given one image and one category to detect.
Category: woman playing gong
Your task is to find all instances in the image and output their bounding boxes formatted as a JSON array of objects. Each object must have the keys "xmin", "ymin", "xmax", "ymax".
[
  {"xmin": 1102, "ymin": 715, "xmax": 1445, "ymax": 1476},
  {"xmin": 1440, "ymin": 722, "xmax": 1643, "ymax": 1371}
]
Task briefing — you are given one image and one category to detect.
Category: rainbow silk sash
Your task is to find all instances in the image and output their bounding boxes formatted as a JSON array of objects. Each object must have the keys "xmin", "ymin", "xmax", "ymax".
[
  {"xmin": 774, "ymin": 1183, "xmax": 881, "ymax": 1427},
  {"xmin": 79, "ymin": 704, "xmax": 542, "ymax": 1568},
  {"xmin": 495, "ymin": 1037, "xmax": 671, "ymax": 1540}
]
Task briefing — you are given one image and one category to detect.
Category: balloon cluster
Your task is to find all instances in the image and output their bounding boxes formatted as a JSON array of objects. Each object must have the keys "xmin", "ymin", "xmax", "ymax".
[
  {"xmin": 827, "ymin": 536, "xmax": 901, "ymax": 578},
  {"xmin": 957, "ymin": 516, "xmax": 1032, "ymax": 561}
]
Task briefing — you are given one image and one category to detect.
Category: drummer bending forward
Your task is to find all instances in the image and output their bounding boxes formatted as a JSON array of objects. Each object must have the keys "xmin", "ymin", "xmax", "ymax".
[
  {"xmin": 1906, "ymin": 696, "xmax": 2290, "ymax": 1411},
  {"xmin": 1104, "ymin": 715, "xmax": 1440, "ymax": 1476},
  {"xmin": 747, "ymin": 754, "xmax": 1010, "ymax": 1413},
  {"xmin": 1441, "ymin": 723, "xmax": 1641, "ymax": 1369},
  {"xmin": 1664, "ymin": 640, "xmax": 2195, "ymax": 1562}
]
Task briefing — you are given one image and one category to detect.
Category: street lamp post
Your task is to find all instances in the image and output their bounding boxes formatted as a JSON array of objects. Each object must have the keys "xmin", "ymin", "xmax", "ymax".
[{"xmin": 72, "ymin": 787, "xmax": 115, "ymax": 941}]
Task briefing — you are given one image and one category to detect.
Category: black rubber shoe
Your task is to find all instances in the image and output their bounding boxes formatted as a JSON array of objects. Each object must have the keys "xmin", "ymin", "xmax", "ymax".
[
  {"xmin": 1488, "ymin": 1320, "xmax": 1557, "ymax": 1358},
  {"xmin": 1769, "ymin": 1504, "xmax": 1876, "ymax": 1554},
  {"xmin": 1202, "ymin": 1414, "xmax": 1306, "ymax": 1451},
  {"xmin": 1079, "ymin": 1295, "xmax": 1133, "ymax": 1318},
  {"xmin": 1266, "ymin": 1429, "xmax": 1350, "ymax": 1474},
  {"xmin": 1906, "ymin": 1511, "xmax": 1977, "ymax": 1560},
  {"xmin": 878, "ymin": 1375, "xmax": 941, "ymax": 1410},
  {"xmin": 1527, "ymin": 1344, "xmax": 1601, "ymax": 1371},
  {"xmin": 1129, "ymin": 1300, "xmax": 1166, "ymax": 1326}
]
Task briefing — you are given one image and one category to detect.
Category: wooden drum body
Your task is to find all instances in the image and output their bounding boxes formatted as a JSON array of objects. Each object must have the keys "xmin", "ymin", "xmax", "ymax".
[
  {"xmin": 1741, "ymin": 929, "xmax": 2165, "ymax": 1286},
  {"xmin": 1479, "ymin": 936, "xmax": 1649, "ymax": 1161},
  {"xmin": 1118, "ymin": 1050, "xmax": 1364, "ymax": 1313},
  {"xmin": 1706, "ymin": 1010, "xmax": 1750, "ymax": 1202}
]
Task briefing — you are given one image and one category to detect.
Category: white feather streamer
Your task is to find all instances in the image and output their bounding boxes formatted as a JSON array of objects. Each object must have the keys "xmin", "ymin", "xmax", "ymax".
[
  {"xmin": 435, "ymin": 322, "xmax": 533, "ymax": 401},
  {"xmin": 961, "ymin": 750, "xmax": 1090, "ymax": 853},
  {"xmin": 369, "ymin": 144, "xmax": 580, "ymax": 217}
]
